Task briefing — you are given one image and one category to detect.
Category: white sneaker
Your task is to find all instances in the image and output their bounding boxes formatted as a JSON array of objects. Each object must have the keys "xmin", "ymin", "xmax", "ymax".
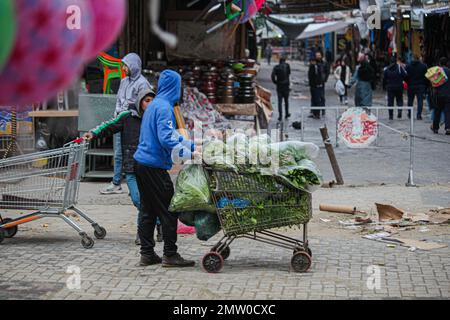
[{"xmin": 100, "ymin": 183, "xmax": 124, "ymax": 195}]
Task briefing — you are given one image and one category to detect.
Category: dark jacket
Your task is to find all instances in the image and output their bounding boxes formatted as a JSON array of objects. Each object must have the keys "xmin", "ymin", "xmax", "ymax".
[
  {"xmin": 90, "ymin": 89, "xmax": 155, "ymax": 173},
  {"xmin": 435, "ymin": 67, "xmax": 450, "ymax": 100},
  {"xmin": 308, "ymin": 63, "xmax": 324, "ymax": 88},
  {"xmin": 406, "ymin": 60, "xmax": 428, "ymax": 90},
  {"xmin": 383, "ymin": 63, "xmax": 407, "ymax": 91},
  {"xmin": 271, "ymin": 62, "xmax": 291, "ymax": 89}
]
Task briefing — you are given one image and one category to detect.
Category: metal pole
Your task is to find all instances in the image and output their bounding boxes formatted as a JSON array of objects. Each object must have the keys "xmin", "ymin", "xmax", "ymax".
[
  {"xmin": 335, "ymin": 107, "xmax": 339, "ymax": 148},
  {"xmin": 301, "ymin": 107, "xmax": 305, "ymax": 142},
  {"xmin": 320, "ymin": 125, "xmax": 344, "ymax": 185},
  {"xmin": 375, "ymin": 108, "xmax": 380, "ymax": 147},
  {"xmin": 406, "ymin": 107, "xmax": 416, "ymax": 187}
]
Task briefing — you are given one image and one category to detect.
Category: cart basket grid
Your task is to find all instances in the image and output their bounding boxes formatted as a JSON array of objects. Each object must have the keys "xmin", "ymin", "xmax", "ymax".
[{"xmin": 204, "ymin": 168, "xmax": 312, "ymax": 236}]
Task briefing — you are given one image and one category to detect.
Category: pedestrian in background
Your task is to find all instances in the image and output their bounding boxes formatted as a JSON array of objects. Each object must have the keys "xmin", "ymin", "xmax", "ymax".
[
  {"xmin": 431, "ymin": 57, "xmax": 450, "ymax": 135},
  {"xmin": 308, "ymin": 58, "xmax": 325, "ymax": 119},
  {"xmin": 265, "ymin": 44, "xmax": 273, "ymax": 65},
  {"xmin": 102, "ymin": 53, "xmax": 152, "ymax": 195},
  {"xmin": 349, "ymin": 54, "xmax": 375, "ymax": 107},
  {"xmin": 334, "ymin": 58, "xmax": 351, "ymax": 105},
  {"xmin": 271, "ymin": 56, "xmax": 291, "ymax": 121},
  {"xmin": 315, "ymin": 51, "xmax": 330, "ymax": 116},
  {"xmin": 406, "ymin": 55, "xmax": 428, "ymax": 120},
  {"xmin": 383, "ymin": 57, "xmax": 408, "ymax": 120}
]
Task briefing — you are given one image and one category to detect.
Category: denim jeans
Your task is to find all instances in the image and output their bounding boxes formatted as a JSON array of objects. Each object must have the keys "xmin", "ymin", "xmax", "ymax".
[
  {"xmin": 125, "ymin": 173, "xmax": 161, "ymax": 227},
  {"xmin": 407, "ymin": 87, "xmax": 425, "ymax": 118},
  {"xmin": 112, "ymin": 133, "xmax": 122, "ymax": 186}
]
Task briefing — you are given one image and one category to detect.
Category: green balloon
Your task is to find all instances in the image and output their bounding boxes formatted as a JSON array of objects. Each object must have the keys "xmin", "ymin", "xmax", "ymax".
[{"xmin": 0, "ymin": 0, "xmax": 16, "ymax": 72}]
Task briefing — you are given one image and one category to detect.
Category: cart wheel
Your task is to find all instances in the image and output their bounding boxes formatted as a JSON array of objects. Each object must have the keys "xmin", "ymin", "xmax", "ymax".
[
  {"xmin": 211, "ymin": 246, "xmax": 231, "ymax": 260},
  {"xmin": 291, "ymin": 251, "xmax": 312, "ymax": 273},
  {"xmin": 294, "ymin": 247, "xmax": 312, "ymax": 257},
  {"xmin": 81, "ymin": 236, "xmax": 95, "ymax": 249},
  {"xmin": 94, "ymin": 226, "xmax": 107, "ymax": 240},
  {"xmin": 202, "ymin": 252, "xmax": 224, "ymax": 274},
  {"xmin": 1, "ymin": 218, "xmax": 18, "ymax": 239},
  {"xmin": 0, "ymin": 228, "xmax": 5, "ymax": 244}
]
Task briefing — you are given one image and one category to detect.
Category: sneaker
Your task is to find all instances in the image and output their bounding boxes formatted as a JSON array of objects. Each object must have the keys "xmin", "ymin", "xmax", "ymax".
[
  {"xmin": 431, "ymin": 126, "xmax": 439, "ymax": 134},
  {"xmin": 417, "ymin": 115, "xmax": 423, "ymax": 120},
  {"xmin": 156, "ymin": 225, "xmax": 163, "ymax": 243},
  {"xmin": 446, "ymin": 130, "xmax": 450, "ymax": 136},
  {"xmin": 100, "ymin": 183, "xmax": 124, "ymax": 195},
  {"xmin": 162, "ymin": 253, "xmax": 195, "ymax": 268},
  {"xmin": 136, "ymin": 254, "xmax": 162, "ymax": 267},
  {"xmin": 277, "ymin": 117, "xmax": 282, "ymax": 122},
  {"xmin": 135, "ymin": 232, "xmax": 140, "ymax": 246},
  {"xmin": 285, "ymin": 113, "xmax": 291, "ymax": 119}
]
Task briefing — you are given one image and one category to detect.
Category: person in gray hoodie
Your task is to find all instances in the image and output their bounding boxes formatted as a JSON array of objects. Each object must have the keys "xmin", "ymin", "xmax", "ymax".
[{"xmin": 101, "ymin": 53, "xmax": 152, "ymax": 195}]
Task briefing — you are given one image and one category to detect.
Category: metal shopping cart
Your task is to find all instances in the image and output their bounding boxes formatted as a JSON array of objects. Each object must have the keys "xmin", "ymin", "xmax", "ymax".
[
  {"xmin": 202, "ymin": 167, "xmax": 313, "ymax": 273},
  {"xmin": 0, "ymin": 139, "xmax": 106, "ymax": 248}
]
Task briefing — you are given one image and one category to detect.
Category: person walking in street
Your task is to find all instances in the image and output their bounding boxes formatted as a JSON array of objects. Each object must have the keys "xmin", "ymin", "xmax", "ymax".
[
  {"xmin": 134, "ymin": 70, "xmax": 197, "ymax": 267},
  {"xmin": 334, "ymin": 58, "xmax": 351, "ymax": 105},
  {"xmin": 431, "ymin": 57, "xmax": 450, "ymax": 135},
  {"xmin": 315, "ymin": 51, "xmax": 330, "ymax": 116},
  {"xmin": 383, "ymin": 57, "xmax": 408, "ymax": 120},
  {"xmin": 83, "ymin": 89, "xmax": 163, "ymax": 246},
  {"xmin": 406, "ymin": 55, "xmax": 428, "ymax": 120},
  {"xmin": 101, "ymin": 53, "xmax": 152, "ymax": 195},
  {"xmin": 271, "ymin": 56, "xmax": 291, "ymax": 121},
  {"xmin": 308, "ymin": 52, "xmax": 328, "ymax": 119},
  {"xmin": 349, "ymin": 54, "xmax": 375, "ymax": 107},
  {"xmin": 265, "ymin": 44, "xmax": 273, "ymax": 65}
]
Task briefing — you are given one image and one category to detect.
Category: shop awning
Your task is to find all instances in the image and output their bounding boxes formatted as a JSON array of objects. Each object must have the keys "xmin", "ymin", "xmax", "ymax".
[{"xmin": 297, "ymin": 20, "xmax": 352, "ymax": 40}]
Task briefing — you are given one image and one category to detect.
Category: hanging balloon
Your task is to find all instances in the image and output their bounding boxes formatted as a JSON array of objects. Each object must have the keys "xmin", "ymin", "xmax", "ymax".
[
  {"xmin": 0, "ymin": 0, "xmax": 93, "ymax": 108},
  {"xmin": 255, "ymin": 0, "xmax": 265, "ymax": 11},
  {"xmin": 0, "ymin": 0, "xmax": 16, "ymax": 72},
  {"xmin": 84, "ymin": 0, "xmax": 127, "ymax": 60}
]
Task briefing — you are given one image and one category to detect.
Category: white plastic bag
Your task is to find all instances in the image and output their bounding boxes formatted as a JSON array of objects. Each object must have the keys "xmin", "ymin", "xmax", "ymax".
[{"xmin": 335, "ymin": 80, "xmax": 345, "ymax": 96}]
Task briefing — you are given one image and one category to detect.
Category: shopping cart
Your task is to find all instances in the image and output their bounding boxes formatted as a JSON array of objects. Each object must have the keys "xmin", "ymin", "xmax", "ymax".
[
  {"xmin": 0, "ymin": 138, "xmax": 106, "ymax": 248},
  {"xmin": 202, "ymin": 167, "xmax": 313, "ymax": 273}
]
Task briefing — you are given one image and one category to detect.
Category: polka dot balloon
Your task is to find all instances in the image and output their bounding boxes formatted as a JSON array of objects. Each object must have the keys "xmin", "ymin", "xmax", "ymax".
[{"xmin": 0, "ymin": 0, "xmax": 93, "ymax": 108}]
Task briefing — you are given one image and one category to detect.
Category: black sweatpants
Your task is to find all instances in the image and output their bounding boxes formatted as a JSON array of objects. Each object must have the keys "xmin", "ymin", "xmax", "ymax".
[
  {"xmin": 136, "ymin": 164, "xmax": 177, "ymax": 258},
  {"xmin": 277, "ymin": 86, "xmax": 290, "ymax": 119},
  {"xmin": 433, "ymin": 97, "xmax": 450, "ymax": 131}
]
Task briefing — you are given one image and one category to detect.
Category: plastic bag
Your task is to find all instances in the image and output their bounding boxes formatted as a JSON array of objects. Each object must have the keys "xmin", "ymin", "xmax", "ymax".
[
  {"xmin": 269, "ymin": 141, "xmax": 320, "ymax": 167},
  {"xmin": 248, "ymin": 134, "xmax": 273, "ymax": 168},
  {"xmin": 226, "ymin": 133, "xmax": 249, "ymax": 169},
  {"xmin": 335, "ymin": 80, "xmax": 346, "ymax": 96},
  {"xmin": 169, "ymin": 165, "xmax": 215, "ymax": 213},
  {"xmin": 177, "ymin": 221, "xmax": 196, "ymax": 235},
  {"xmin": 194, "ymin": 211, "xmax": 222, "ymax": 241},
  {"xmin": 203, "ymin": 140, "xmax": 237, "ymax": 171},
  {"xmin": 276, "ymin": 159, "xmax": 323, "ymax": 192},
  {"xmin": 426, "ymin": 66, "xmax": 448, "ymax": 88},
  {"xmin": 178, "ymin": 211, "xmax": 196, "ymax": 227}
]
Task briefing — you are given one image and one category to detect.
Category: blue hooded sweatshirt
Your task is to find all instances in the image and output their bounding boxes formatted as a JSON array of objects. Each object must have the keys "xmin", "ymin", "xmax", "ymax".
[{"xmin": 134, "ymin": 70, "xmax": 194, "ymax": 170}]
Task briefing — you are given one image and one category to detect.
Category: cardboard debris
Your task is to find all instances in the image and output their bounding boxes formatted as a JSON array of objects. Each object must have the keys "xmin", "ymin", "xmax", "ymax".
[
  {"xmin": 364, "ymin": 234, "xmax": 447, "ymax": 251},
  {"xmin": 431, "ymin": 208, "xmax": 450, "ymax": 215},
  {"xmin": 376, "ymin": 203, "xmax": 404, "ymax": 221},
  {"xmin": 406, "ymin": 212, "xmax": 430, "ymax": 223}
]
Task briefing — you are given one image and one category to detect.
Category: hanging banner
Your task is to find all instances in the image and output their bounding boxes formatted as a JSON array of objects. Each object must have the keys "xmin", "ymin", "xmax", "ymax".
[{"xmin": 338, "ymin": 107, "xmax": 378, "ymax": 148}]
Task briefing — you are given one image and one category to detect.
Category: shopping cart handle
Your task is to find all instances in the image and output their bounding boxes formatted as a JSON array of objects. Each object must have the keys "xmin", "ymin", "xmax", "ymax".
[{"xmin": 63, "ymin": 138, "xmax": 85, "ymax": 147}]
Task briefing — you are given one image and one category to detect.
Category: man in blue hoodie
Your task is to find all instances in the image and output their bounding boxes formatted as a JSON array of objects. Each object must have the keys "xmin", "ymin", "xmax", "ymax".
[
  {"xmin": 101, "ymin": 53, "xmax": 152, "ymax": 195},
  {"xmin": 134, "ymin": 70, "xmax": 196, "ymax": 267}
]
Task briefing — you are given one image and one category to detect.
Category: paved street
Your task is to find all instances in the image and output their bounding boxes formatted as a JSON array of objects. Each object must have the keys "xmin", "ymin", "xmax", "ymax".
[
  {"xmin": 0, "ymin": 182, "xmax": 448, "ymax": 300},
  {"xmin": 0, "ymin": 61, "xmax": 449, "ymax": 300}
]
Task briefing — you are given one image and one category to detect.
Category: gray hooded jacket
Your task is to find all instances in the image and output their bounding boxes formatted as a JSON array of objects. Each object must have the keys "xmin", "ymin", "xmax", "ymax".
[{"xmin": 115, "ymin": 53, "xmax": 152, "ymax": 116}]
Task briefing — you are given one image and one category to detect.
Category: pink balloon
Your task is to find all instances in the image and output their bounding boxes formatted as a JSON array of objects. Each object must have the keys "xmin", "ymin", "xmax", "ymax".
[
  {"xmin": 0, "ymin": 0, "xmax": 93, "ymax": 108},
  {"xmin": 84, "ymin": 0, "xmax": 127, "ymax": 60}
]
